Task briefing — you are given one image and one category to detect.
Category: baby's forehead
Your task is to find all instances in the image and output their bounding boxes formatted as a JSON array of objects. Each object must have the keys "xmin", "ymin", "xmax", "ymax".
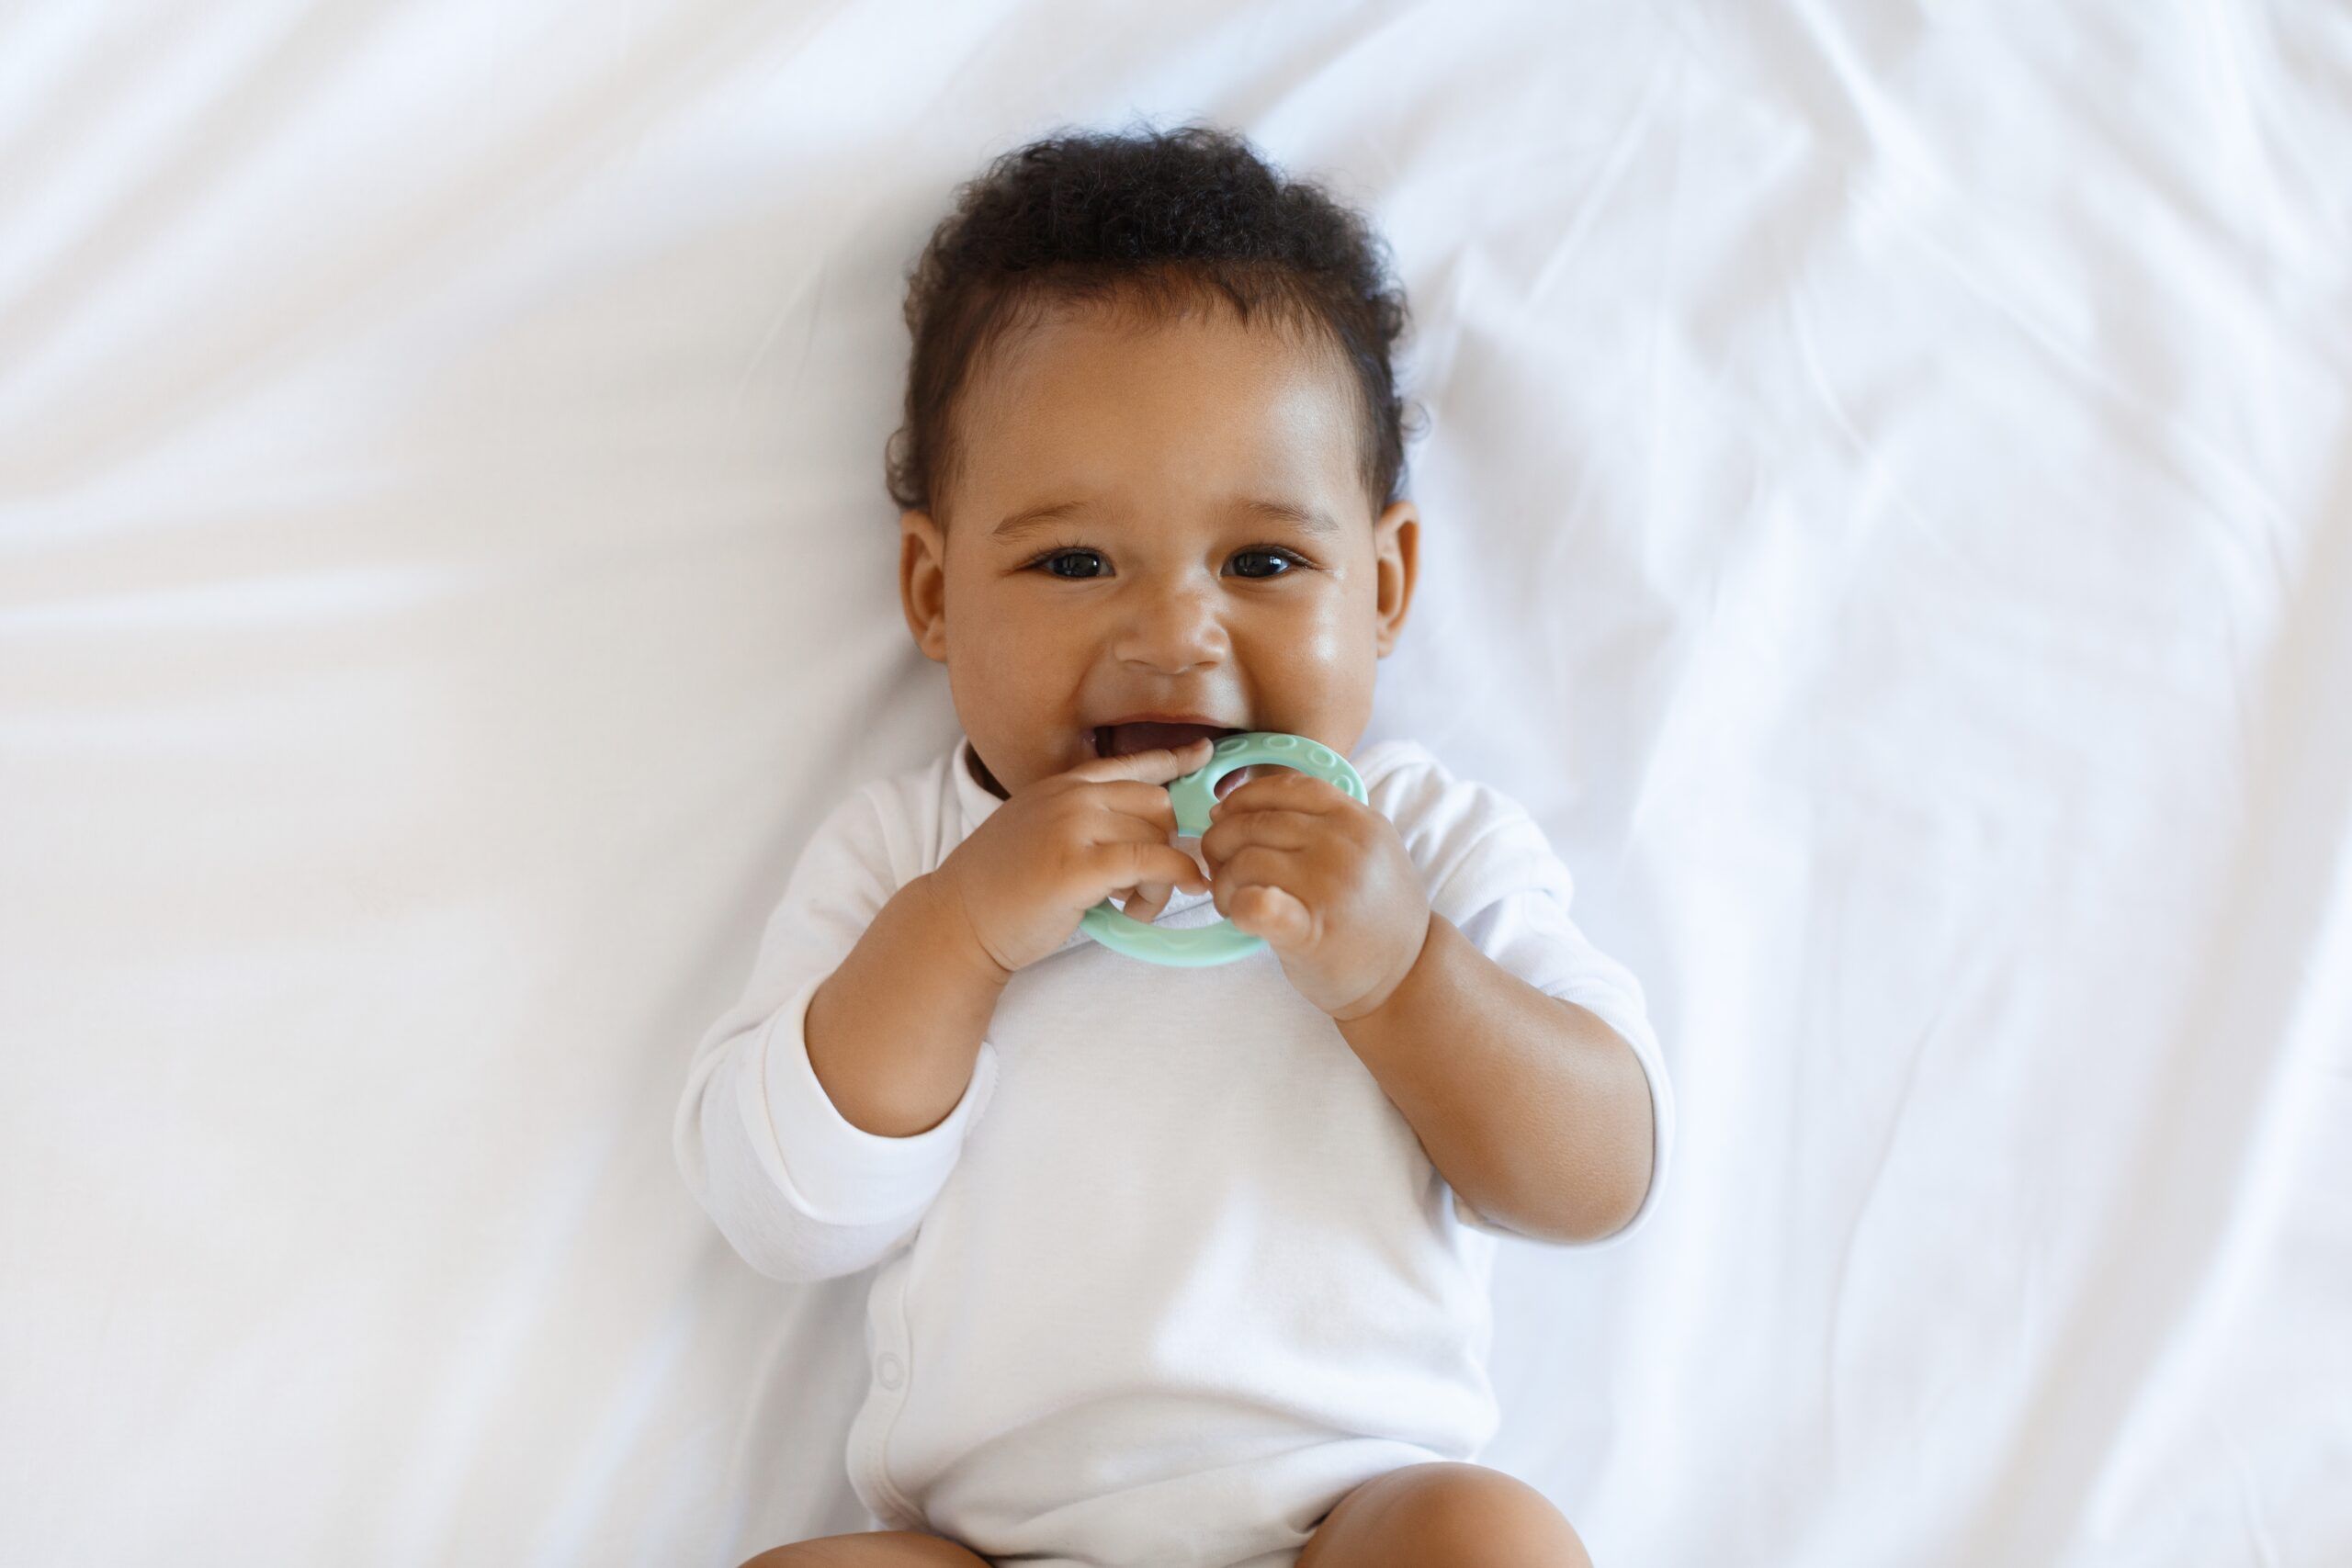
[
  {"xmin": 947, "ymin": 291, "xmax": 1370, "ymax": 503},
  {"xmin": 979, "ymin": 287, "xmax": 1348, "ymax": 390}
]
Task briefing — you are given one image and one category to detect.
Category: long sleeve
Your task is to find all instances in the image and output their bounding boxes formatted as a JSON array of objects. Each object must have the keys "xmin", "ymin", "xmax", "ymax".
[
  {"xmin": 674, "ymin": 786, "xmax": 1001, "ymax": 1283},
  {"xmin": 1375, "ymin": 749, "xmax": 1676, "ymax": 1250}
]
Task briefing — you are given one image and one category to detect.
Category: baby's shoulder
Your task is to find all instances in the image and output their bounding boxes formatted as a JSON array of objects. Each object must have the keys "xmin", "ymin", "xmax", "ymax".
[
  {"xmin": 1351, "ymin": 739, "xmax": 1553, "ymax": 885},
  {"xmin": 802, "ymin": 742, "xmax": 967, "ymax": 889}
]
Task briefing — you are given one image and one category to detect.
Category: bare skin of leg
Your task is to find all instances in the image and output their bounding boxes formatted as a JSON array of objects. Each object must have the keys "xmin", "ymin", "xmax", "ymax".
[
  {"xmin": 738, "ymin": 1531, "xmax": 992, "ymax": 1567},
  {"xmin": 736, "ymin": 1460, "xmax": 1586, "ymax": 1568},
  {"xmin": 1296, "ymin": 1461, "xmax": 1596, "ymax": 1568}
]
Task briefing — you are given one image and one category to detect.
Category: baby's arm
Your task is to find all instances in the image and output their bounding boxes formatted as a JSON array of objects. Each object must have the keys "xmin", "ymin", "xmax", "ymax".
[
  {"xmin": 804, "ymin": 874, "xmax": 1009, "ymax": 1137},
  {"xmin": 1336, "ymin": 915, "xmax": 1655, "ymax": 1244},
  {"xmin": 813, "ymin": 736, "xmax": 1217, "ymax": 1134},
  {"xmin": 673, "ymin": 787, "xmax": 1001, "ymax": 1284},
  {"xmin": 676, "ymin": 740, "xmax": 1215, "ymax": 1283},
  {"xmin": 1200, "ymin": 766, "xmax": 1667, "ymax": 1247}
]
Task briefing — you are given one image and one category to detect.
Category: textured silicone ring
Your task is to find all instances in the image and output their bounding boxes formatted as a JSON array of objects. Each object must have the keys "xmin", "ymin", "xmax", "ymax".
[{"xmin": 1078, "ymin": 731, "xmax": 1368, "ymax": 967}]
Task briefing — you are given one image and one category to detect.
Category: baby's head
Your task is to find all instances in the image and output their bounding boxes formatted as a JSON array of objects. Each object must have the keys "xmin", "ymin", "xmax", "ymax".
[{"xmin": 887, "ymin": 125, "xmax": 1420, "ymax": 798}]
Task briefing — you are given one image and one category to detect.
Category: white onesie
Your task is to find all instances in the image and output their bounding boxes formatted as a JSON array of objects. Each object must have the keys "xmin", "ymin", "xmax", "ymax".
[{"xmin": 675, "ymin": 736, "xmax": 1676, "ymax": 1568}]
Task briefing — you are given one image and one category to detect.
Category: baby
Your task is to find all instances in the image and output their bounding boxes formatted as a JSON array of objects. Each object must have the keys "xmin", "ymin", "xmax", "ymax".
[{"xmin": 676, "ymin": 125, "xmax": 1675, "ymax": 1568}]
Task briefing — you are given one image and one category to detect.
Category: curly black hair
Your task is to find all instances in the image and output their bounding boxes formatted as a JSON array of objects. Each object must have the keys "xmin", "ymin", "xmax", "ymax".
[{"xmin": 885, "ymin": 123, "xmax": 1417, "ymax": 524}]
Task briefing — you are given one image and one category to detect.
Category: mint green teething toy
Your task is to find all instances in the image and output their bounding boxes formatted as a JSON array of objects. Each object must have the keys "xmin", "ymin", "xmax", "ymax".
[{"xmin": 1079, "ymin": 731, "xmax": 1366, "ymax": 967}]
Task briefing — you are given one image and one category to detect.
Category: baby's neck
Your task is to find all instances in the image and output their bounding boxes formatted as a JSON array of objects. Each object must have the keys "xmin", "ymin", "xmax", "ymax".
[{"xmin": 966, "ymin": 744, "xmax": 1010, "ymax": 801}]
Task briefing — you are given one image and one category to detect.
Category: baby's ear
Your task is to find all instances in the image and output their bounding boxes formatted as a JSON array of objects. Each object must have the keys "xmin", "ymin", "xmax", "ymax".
[
  {"xmin": 899, "ymin": 509, "xmax": 949, "ymax": 662},
  {"xmin": 1373, "ymin": 500, "xmax": 1419, "ymax": 656}
]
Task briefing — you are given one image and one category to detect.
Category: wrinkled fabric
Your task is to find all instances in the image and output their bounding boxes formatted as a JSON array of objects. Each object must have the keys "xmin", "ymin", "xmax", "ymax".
[{"xmin": 4, "ymin": 3, "xmax": 2347, "ymax": 1565}]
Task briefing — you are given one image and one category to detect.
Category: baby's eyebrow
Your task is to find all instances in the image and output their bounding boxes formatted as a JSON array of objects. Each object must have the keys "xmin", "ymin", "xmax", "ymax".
[
  {"xmin": 992, "ymin": 499, "xmax": 1091, "ymax": 540},
  {"xmin": 991, "ymin": 496, "xmax": 1340, "ymax": 540},
  {"xmin": 1233, "ymin": 497, "xmax": 1341, "ymax": 536}
]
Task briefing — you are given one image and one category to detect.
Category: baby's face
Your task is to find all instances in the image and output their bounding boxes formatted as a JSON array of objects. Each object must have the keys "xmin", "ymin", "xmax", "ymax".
[{"xmin": 899, "ymin": 300, "xmax": 1417, "ymax": 797}]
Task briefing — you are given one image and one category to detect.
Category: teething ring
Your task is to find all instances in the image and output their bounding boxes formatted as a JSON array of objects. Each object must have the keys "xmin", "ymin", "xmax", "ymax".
[{"xmin": 1078, "ymin": 731, "xmax": 1368, "ymax": 967}]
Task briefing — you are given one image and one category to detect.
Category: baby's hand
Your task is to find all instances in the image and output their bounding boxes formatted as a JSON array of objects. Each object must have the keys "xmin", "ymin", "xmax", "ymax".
[
  {"xmin": 929, "ymin": 739, "xmax": 1216, "ymax": 976},
  {"xmin": 1198, "ymin": 769, "xmax": 1431, "ymax": 1021}
]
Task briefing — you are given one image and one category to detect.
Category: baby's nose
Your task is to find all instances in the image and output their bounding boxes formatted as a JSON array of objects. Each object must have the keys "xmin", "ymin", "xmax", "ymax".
[{"xmin": 1114, "ymin": 583, "xmax": 1227, "ymax": 673}]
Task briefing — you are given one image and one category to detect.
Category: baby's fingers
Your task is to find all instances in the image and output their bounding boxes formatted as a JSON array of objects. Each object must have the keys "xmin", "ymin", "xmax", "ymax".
[
  {"xmin": 1118, "ymin": 879, "xmax": 1176, "ymax": 924},
  {"xmin": 1070, "ymin": 737, "xmax": 1216, "ymax": 788},
  {"xmin": 1227, "ymin": 883, "xmax": 1314, "ymax": 946},
  {"xmin": 1099, "ymin": 841, "xmax": 1209, "ymax": 907}
]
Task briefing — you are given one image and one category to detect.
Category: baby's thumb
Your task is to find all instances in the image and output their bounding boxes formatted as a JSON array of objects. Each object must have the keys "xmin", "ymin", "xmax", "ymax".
[{"xmin": 1122, "ymin": 881, "xmax": 1174, "ymax": 924}]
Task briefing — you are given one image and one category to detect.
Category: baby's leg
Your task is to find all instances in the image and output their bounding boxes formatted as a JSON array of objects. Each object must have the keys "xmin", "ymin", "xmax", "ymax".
[
  {"xmin": 1295, "ymin": 1461, "xmax": 1593, "ymax": 1568},
  {"xmin": 739, "ymin": 1530, "xmax": 992, "ymax": 1567}
]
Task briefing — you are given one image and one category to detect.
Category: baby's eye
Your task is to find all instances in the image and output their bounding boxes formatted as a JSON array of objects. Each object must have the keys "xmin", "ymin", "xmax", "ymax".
[
  {"xmin": 1041, "ymin": 549, "xmax": 1107, "ymax": 580},
  {"xmin": 1227, "ymin": 548, "xmax": 1303, "ymax": 580}
]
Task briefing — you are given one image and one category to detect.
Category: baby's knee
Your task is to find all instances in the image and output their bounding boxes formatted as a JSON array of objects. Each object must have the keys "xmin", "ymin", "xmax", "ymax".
[
  {"xmin": 1318, "ymin": 1461, "xmax": 1593, "ymax": 1568},
  {"xmin": 739, "ymin": 1529, "xmax": 992, "ymax": 1567}
]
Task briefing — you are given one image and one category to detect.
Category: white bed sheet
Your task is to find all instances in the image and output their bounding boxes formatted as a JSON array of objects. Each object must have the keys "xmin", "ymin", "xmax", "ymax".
[{"xmin": 4, "ymin": 2, "xmax": 2348, "ymax": 1563}]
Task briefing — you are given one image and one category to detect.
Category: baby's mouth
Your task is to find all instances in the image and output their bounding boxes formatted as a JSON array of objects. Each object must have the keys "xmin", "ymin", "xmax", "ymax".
[{"xmin": 1091, "ymin": 721, "xmax": 1242, "ymax": 759}]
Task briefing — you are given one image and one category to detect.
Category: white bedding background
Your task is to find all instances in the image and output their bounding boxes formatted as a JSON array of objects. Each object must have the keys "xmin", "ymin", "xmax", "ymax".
[{"xmin": 5, "ymin": 3, "xmax": 2348, "ymax": 1563}]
